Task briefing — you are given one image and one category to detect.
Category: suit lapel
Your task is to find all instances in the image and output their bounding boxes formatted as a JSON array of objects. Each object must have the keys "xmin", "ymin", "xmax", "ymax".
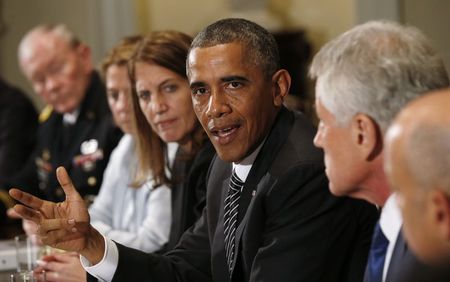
[
  {"xmin": 385, "ymin": 230, "xmax": 408, "ymax": 282},
  {"xmin": 229, "ymin": 107, "xmax": 294, "ymax": 275},
  {"xmin": 231, "ymin": 173, "xmax": 274, "ymax": 273},
  {"xmin": 236, "ymin": 107, "xmax": 293, "ymax": 223}
]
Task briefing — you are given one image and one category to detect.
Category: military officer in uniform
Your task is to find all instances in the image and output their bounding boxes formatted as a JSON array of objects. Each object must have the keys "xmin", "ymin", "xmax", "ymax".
[{"xmin": 7, "ymin": 24, "xmax": 121, "ymax": 203}]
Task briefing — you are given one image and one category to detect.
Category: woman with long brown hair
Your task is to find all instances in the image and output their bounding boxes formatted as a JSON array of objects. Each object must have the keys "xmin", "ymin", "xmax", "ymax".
[{"xmin": 130, "ymin": 30, "xmax": 214, "ymax": 251}]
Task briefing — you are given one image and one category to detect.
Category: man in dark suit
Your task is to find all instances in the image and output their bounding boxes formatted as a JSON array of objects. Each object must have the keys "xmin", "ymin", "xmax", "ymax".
[
  {"xmin": 309, "ymin": 20, "xmax": 450, "ymax": 282},
  {"xmin": 9, "ymin": 19, "xmax": 377, "ymax": 282},
  {"xmin": 384, "ymin": 89, "xmax": 450, "ymax": 281},
  {"xmin": 8, "ymin": 24, "xmax": 121, "ymax": 204},
  {"xmin": 0, "ymin": 77, "xmax": 37, "ymax": 223}
]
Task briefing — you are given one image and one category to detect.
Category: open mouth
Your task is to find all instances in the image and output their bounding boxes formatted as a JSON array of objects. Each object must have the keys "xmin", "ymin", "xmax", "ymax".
[{"xmin": 210, "ymin": 124, "xmax": 241, "ymax": 145}]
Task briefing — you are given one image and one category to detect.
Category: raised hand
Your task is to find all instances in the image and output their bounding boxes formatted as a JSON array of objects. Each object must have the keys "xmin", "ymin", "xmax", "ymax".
[{"xmin": 9, "ymin": 166, "xmax": 105, "ymax": 264}]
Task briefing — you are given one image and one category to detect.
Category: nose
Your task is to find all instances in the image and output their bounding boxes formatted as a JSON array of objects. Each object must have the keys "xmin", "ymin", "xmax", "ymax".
[
  {"xmin": 44, "ymin": 76, "xmax": 60, "ymax": 93},
  {"xmin": 151, "ymin": 93, "xmax": 168, "ymax": 114},
  {"xmin": 313, "ymin": 124, "xmax": 323, "ymax": 148},
  {"xmin": 206, "ymin": 89, "xmax": 231, "ymax": 118},
  {"xmin": 116, "ymin": 92, "xmax": 129, "ymax": 111}
]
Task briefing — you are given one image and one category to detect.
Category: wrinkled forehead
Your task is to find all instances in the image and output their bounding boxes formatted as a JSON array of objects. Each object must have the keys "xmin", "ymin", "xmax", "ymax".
[
  {"xmin": 21, "ymin": 37, "xmax": 74, "ymax": 75},
  {"xmin": 21, "ymin": 32, "xmax": 72, "ymax": 63},
  {"xmin": 188, "ymin": 42, "xmax": 250, "ymax": 66},
  {"xmin": 187, "ymin": 43, "xmax": 260, "ymax": 83}
]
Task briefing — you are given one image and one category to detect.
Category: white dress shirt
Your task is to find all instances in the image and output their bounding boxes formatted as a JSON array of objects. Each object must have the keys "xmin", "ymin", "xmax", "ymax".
[
  {"xmin": 82, "ymin": 139, "xmax": 266, "ymax": 281},
  {"xmin": 81, "ymin": 138, "xmax": 178, "ymax": 281},
  {"xmin": 379, "ymin": 193, "xmax": 403, "ymax": 282},
  {"xmin": 88, "ymin": 135, "xmax": 177, "ymax": 252},
  {"xmin": 63, "ymin": 108, "xmax": 80, "ymax": 125}
]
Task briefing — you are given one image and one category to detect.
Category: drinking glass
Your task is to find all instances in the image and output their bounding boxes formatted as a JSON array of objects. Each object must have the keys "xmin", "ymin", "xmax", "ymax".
[
  {"xmin": 13, "ymin": 235, "xmax": 47, "ymax": 281},
  {"xmin": 10, "ymin": 270, "xmax": 46, "ymax": 282}
]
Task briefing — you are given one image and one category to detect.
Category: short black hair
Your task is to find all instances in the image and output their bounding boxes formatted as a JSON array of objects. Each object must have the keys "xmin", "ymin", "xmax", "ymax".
[{"xmin": 190, "ymin": 18, "xmax": 280, "ymax": 78}]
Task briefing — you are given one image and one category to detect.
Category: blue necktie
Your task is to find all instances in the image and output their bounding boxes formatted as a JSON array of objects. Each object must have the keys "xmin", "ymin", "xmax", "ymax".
[
  {"xmin": 366, "ymin": 222, "xmax": 389, "ymax": 282},
  {"xmin": 223, "ymin": 170, "xmax": 244, "ymax": 274}
]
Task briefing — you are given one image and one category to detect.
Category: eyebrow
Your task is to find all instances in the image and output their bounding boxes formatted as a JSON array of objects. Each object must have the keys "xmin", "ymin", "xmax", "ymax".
[
  {"xmin": 189, "ymin": 81, "xmax": 206, "ymax": 90},
  {"xmin": 190, "ymin": 75, "xmax": 250, "ymax": 89},
  {"xmin": 159, "ymin": 78, "xmax": 177, "ymax": 88},
  {"xmin": 221, "ymin": 75, "xmax": 249, "ymax": 83},
  {"xmin": 136, "ymin": 78, "xmax": 175, "ymax": 91}
]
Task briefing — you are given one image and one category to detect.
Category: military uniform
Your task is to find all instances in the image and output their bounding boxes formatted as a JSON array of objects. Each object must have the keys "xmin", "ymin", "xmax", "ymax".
[{"xmin": 8, "ymin": 72, "xmax": 122, "ymax": 202}]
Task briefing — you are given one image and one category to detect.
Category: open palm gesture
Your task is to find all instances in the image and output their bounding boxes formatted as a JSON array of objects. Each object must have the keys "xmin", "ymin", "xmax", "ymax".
[{"xmin": 9, "ymin": 167, "xmax": 104, "ymax": 262}]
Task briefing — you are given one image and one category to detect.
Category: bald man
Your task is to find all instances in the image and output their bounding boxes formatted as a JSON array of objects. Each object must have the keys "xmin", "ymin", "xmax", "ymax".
[{"xmin": 385, "ymin": 88, "xmax": 450, "ymax": 280}]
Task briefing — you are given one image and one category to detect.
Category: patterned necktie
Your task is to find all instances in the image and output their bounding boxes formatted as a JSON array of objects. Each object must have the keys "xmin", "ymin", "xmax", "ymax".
[
  {"xmin": 366, "ymin": 222, "xmax": 390, "ymax": 282},
  {"xmin": 223, "ymin": 169, "xmax": 244, "ymax": 274}
]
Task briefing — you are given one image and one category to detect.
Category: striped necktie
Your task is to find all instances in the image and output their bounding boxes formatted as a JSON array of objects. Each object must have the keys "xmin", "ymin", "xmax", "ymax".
[{"xmin": 223, "ymin": 169, "xmax": 244, "ymax": 274}]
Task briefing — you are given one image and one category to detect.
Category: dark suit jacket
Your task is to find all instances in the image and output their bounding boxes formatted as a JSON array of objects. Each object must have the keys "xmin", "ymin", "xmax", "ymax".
[
  {"xmin": 8, "ymin": 72, "xmax": 122, "ymax": 202},
  {"xmin": 164, "ymin": 140, "xmax": 216, "ymax": 252},
  {"xmin": 112, "ymin": 107, "xmax": 378, "ymax": 282},
  {"xmin": 0, "ymin": 78, "xmax": 38, "ymax": 221},
  {"xmin": 385, "ymin": 231, "xmax": 450, "ymax": 282}
]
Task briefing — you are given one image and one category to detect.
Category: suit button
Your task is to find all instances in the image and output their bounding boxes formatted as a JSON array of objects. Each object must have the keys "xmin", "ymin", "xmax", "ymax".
[{"xmin": 87, "ymin": 176, "xmax": 97, "ymax": 187}]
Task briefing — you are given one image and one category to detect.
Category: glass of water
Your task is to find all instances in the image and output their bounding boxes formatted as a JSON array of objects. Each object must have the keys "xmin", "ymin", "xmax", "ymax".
[
  {"xmin": 13, "ymin": 235, "xmax": 47, "ymax": 281},
  {"xmin": 10, "ymin": 270, "xmax": 46, "ymax": 281}
]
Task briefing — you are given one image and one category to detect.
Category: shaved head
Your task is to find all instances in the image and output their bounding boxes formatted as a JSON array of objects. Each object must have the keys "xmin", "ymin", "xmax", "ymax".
[{"xmin": 385, "ymin": 88, "xmax": 450, "ymax": 265}]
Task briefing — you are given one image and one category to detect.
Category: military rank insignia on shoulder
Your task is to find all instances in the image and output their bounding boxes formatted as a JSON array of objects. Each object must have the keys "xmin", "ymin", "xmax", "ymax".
[{"xmin": 39, "ymin": 105, "xmax": 53, "ymax": 123}]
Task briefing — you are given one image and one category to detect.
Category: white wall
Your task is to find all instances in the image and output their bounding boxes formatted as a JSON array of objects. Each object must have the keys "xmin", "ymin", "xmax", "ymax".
[
  {"xmin": 143, "ymin": 0, "xmax": 356, "ymax": 53},
  {"xmin": 355, "ymin": 0, "xmax": 449, "ymax": 77},
  {"xmin": 402, "ymin": 0, "xmax": 450, "ymax": 74}
]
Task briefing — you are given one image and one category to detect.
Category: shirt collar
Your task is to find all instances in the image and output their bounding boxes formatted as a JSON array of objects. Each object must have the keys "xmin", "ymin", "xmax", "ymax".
[
  {"xmin": 379, "ymin": 193, "xmax": 403, "ymax": 243},
  {"xmin": 63, "ymin": 108, "xmax": 80, "ymax": 125},
  {"xmin": 232, "ymin": 140, "xmax": 265, "ymax": 183}
]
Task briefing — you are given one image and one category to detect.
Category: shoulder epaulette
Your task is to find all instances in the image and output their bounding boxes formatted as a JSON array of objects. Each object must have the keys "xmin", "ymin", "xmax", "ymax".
[{"xmin": 39, "ymin": 105, "xmax": 53, "ymax": 123}]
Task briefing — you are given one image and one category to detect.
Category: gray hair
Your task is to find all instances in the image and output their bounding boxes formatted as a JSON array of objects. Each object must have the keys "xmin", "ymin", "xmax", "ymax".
[
  {"xmin": 188, "ymin": 18, "xmax": 280, "ymax": 79},
  {"xmin": 19, "ymin": 24, "xmax": 80, "ymax": 58},
  {"xmin": 309, "ymin": 20, "xmax": 449, "ymax": 132},
  {"xmin": 406, "ymin": 125, "xmax": 450, "ymax": 195}
]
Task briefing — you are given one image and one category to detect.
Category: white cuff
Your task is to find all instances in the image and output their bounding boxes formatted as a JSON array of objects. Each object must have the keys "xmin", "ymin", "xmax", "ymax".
[{"xmin": 80, "ymin": 235, "xmax": 119, "ymax": 282}]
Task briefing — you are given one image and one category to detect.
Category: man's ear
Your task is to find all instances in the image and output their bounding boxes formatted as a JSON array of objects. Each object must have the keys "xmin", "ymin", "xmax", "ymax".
[
  {"xmin": 271, "ymin": 69, "xmax": 291, "ymax": 107},
  {"xmin": 430, "ymin": 190, "xmax": 450, "ymax": 240},
  {"xmin": 350, "ymin": 113, "xmax": 383, "ymax": 161},
  {"xmin": 76, "ymin": 44, "xmax": 93, "ymax": 73}
]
